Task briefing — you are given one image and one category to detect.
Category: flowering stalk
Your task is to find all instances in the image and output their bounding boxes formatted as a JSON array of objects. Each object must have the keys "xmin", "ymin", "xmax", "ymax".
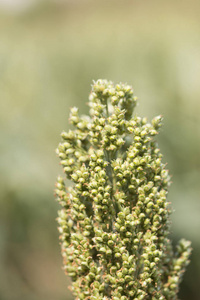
[{"xmin": 55, "ymin": 80, "xmax": 191, "ymax": 300}]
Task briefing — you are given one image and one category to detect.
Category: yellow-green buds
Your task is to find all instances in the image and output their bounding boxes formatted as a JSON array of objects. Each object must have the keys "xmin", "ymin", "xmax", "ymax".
[{"xmin": 56, "ymin": 79, "xmax": 191, "ymax": 300}]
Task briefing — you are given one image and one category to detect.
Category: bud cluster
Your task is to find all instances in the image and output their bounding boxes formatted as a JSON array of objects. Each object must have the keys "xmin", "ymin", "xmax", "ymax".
[{"xmin": 55, "ymin": 80, "xmax": 191, "ymax": 300}]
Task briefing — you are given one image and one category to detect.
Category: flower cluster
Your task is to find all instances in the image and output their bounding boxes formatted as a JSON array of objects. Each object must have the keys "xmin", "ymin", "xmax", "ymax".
[{"xmin": 55, "ymin": 80, "xmax": 191, "ymax": 300}]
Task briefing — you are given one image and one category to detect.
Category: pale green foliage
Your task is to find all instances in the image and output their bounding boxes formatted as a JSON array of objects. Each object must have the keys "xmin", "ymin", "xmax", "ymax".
[{"xmin": 55, "ymin": 80, "xmax": 191, "ymax": 300}]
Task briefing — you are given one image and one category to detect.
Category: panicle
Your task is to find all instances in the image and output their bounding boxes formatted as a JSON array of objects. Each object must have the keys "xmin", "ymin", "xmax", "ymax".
[{"xmin": 56, "ymin": 80, "xmax": 191, "ymax": 300}]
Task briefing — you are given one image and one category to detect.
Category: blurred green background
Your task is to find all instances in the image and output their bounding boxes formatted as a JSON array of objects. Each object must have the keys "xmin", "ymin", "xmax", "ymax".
[{"xmin": 0, "ymin": 0, "xmax": 200, "ymax": 299}]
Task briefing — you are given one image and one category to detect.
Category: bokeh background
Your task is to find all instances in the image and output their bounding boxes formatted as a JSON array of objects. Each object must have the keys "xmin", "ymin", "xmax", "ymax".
[{"xmin": 0, "ymin": 0, "xmax": 200, "ymax": 299}]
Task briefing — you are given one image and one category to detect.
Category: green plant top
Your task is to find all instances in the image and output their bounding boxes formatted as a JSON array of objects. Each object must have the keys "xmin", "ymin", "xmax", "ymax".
[{"xmin": 55, "ymin": 79, "xmax": 191, "ymax": 300}]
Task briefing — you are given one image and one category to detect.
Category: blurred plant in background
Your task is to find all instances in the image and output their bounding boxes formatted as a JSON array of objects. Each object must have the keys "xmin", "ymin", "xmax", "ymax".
[{"xmin": 0, "ymin": 0, "xmax": 200, "ymax": 299}]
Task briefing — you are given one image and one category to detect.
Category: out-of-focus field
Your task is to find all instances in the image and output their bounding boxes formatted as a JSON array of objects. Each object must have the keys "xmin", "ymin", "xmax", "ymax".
[{"xmin": 0, "ymin": 1, "xmax": 200, "ymax": 299}]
